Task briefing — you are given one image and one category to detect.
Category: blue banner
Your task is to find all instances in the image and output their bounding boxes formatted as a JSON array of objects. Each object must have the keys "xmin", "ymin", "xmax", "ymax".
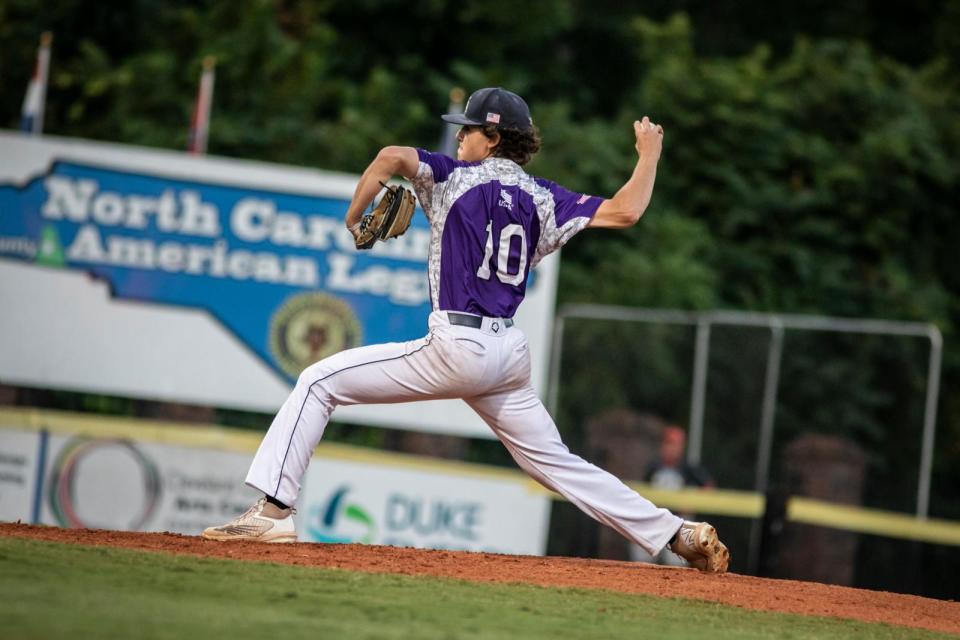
[{"xmin": 0, "ymin": 161, "xmax": 432, "ymax": 382}]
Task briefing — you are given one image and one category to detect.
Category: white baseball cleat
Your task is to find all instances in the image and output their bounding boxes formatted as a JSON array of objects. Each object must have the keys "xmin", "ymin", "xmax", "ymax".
[
  {"xmin": 669, "ymin": 521, "xmax": 730, "ymax": 573},
  {"xmin": 202, "ymin": 497, "xmax": 297, "ymax": 543}
]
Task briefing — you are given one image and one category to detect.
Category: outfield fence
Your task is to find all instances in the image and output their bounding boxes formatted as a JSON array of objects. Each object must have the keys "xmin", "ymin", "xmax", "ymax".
[{"xmin": 547, "ymin": 304, "xmax": 946, "ymax": 573}]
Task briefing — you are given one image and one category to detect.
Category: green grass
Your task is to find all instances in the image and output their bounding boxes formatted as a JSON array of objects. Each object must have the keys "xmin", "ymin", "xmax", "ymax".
[{"xmin": 0, "ymin": 537, "xmax": 952, "ymax": 640}]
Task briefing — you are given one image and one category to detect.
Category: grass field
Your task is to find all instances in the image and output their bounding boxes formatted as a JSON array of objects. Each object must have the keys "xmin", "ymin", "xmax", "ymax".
[{"xmin": 0, "ymin": 537, "xmax": 952, "ymax": 640}]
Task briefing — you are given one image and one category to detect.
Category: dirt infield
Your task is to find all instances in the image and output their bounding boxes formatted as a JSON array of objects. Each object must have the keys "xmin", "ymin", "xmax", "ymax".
[{"xmin": 3, "ymin": 523, "xmax": 958, "ymax": 635}]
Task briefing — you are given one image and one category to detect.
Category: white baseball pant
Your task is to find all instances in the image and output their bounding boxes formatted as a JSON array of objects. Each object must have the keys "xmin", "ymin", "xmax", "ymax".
[{"xmin": 246, "ymin": 311, "xmax": 683, "ymax": 554}]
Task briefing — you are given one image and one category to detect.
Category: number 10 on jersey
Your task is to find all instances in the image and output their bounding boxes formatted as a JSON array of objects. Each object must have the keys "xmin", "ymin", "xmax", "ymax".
[{"xmin": 476, "ymin": 221, "xmax": 527, "ymax": 286}]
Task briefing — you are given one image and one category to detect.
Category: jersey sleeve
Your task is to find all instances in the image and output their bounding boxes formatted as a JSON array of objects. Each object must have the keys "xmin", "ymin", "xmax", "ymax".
[
  {"xmin": 411, "ymin": 149, "xmax": 459, "ymax": 221},
  {"xmin": 532, "ymin": 178, "xmax": 604, "ymax": 266}
]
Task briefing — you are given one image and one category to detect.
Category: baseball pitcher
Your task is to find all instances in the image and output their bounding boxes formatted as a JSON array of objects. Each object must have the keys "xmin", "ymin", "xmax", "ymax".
[{"xmin": 204, "ymin": 87, "xmax": 730, "ymax": 573}]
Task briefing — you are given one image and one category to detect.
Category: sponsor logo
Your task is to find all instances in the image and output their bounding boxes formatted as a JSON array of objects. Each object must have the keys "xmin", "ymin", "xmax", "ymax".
[
  {"xmin": 306, "ymin": 485, "xmax": 376, "ymax": 543},
  {"xmin": 269, "ymin": 292, "xmax": 362, "ymax": 378},
  {"xmin": 47, "ymin": 438, "xmax": 162, "ymax": 530}
]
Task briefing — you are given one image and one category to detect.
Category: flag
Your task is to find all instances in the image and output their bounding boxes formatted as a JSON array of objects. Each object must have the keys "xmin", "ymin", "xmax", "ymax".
[
  {"xmin": 21, "ymin": 32, "xmax": 53, "ymax": 135},
  {"xmin": 438, "ymin": 87, "xmax": 466, "ymax": 158},
  {"xmin": 187, "ymin": 56, "xmax": 217, "ymax": 154}
]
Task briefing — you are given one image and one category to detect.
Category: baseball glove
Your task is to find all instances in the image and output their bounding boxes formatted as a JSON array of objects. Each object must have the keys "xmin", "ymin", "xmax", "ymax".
[{"xmin": 354, "ymin": 182, "xmax": 417, "ymax": 250}]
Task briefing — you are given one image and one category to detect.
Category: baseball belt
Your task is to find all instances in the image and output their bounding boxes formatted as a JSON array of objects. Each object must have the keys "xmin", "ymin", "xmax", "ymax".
[{"xmin": 446, "ymin": 312, "xmax": 514, "ymax": 329}]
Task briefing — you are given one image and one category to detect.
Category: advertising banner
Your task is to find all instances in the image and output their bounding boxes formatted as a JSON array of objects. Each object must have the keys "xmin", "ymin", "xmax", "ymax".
[
  {"xmin": 37, "ymin": 432, "xmax": 260, "ymax": 534},
  {"xmin": 0, "ymin": 132, "xmax": 561, "ymax": 438},
  {"xmin": 298, "ymin": 457, "xmax": 550, "ymax": 555},
  {"xmin": 0, "ymin": 429, "xmax": 40, "ymax": 523},
  {"xmin": 0, "ymin": 418, "xmax": 551, "ymax": 555}
]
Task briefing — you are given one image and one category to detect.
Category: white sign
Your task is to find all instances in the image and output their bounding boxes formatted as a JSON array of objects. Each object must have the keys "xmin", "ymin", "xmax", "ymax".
[
  {"xmin": 37, "ymin": 432, "xmax": 260, "ymax": 534},
  {"xmin": 298, "ymin": 457, "xmax": 551, "ymax": 555},
  {"xmin": 0, "ymin": 429, "xmax": 40, "ymax": 523},
  {"xmin": 1, "ymin": 422, "xmax": 552, "ymax": 554}
]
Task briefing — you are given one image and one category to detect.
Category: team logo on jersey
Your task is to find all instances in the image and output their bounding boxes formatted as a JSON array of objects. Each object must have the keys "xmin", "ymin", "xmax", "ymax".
[
  {"xmin": 269, "ymin": 292, "xmax": 361, "ymax": 379},
  {"xmin": 498, "ymin": 189, "xmax": 513, "ymax": 211}
]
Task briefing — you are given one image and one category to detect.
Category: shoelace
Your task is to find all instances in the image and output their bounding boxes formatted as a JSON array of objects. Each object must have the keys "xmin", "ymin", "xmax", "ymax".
[{"xmin": 232, "ymin": 497, "xmax": 267, "ymax": 523}]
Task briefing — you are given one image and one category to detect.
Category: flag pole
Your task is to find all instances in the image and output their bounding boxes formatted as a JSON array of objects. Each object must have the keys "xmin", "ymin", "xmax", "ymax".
[
  {"xmin": 21, "ymin": 31, "xmax": 53, "ymax": 135},
  {"xmin": 188, "ymin": 55, "xmax": 217, "ymax": 154}
]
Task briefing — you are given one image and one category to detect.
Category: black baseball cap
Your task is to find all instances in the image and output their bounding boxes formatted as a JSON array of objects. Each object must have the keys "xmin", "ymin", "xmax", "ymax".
[{"xmin": 441, "ymin": 87, "xmax": 533, "ymax": 131}]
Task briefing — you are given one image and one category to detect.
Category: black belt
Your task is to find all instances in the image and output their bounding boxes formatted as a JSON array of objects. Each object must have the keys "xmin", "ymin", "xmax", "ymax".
[{"xmin": 447, "ymin": 312, "xmax": 514, "ymax": 329}]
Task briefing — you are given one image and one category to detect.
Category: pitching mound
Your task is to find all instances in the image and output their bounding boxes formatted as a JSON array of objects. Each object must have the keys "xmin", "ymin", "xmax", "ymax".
[{"xmin": 2, "ymin": 523, "xmax": 957, "ymax": 635}]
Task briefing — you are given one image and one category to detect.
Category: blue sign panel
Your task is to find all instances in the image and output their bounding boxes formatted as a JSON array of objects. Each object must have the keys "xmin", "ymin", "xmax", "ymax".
[{"xmin": 0, "ymin": 161, "xmax": 432, "ymax": 382}]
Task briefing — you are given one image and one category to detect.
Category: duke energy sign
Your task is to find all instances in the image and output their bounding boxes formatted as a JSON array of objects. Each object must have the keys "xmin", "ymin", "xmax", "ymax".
[{"xmin": 0, "ymin": 132, "xmax": 560, "ymax": 437}]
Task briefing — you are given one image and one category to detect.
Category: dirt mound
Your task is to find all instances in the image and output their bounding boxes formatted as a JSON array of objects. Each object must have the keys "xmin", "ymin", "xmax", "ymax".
[{"xmin": 3, "ymin": 522, "xmax": 957, "ymax": 635}]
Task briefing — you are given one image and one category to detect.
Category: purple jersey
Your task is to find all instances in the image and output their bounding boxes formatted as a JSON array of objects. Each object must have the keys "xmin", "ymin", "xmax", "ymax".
[{"xmin": 411, "ymin": 149, "xmax": 603, "ymax": 317}]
